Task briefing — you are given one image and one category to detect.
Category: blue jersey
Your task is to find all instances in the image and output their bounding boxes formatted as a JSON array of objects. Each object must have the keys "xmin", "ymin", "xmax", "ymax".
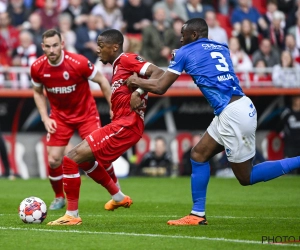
[{"xmin": 168, "ymin": 38, "xmax": 244, "ymax": 115}]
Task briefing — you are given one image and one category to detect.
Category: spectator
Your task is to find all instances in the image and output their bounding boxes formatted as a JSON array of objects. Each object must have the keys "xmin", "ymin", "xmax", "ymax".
[
  {"xmin": 137, "ymin": 136, "xmax": 173, "ymax": 177},
  {"xmin": 75, "ymin": 14, "xmax": 102, "ymax": 64},
  {"xmin": 228, "ymin": 36, "xmax": 253, "ymax": 72},
  {"xmin": 172, "ymin": 17, "xmax": 185, "ymax": 48},
  {"xmin": 181, "ymin": 133, "xmax": 201, "ymax": 176},
  {"xmin": 285, "ymin": 0, "xmax": 300, "ymax": 32},
  {"xmin": 272, "ymin": 50, "xmax": 300, "ymax": 88},
  {"xmin": 6, "ymin": 0, "xmax": 32, "ymax": 29},
  {"xmin": 268, "ymin": 10, "xmax": 285, "ymax": 51},
  {"xmin": 141, "ymin": 7, "xmax": 178, "ymax": 67},
  {"xmin": 285, "ymin": 34, "xmax": 300, "ymax": 62},
  {"xmin": 57, "ymin": 13, "xmax": 77, "ymax": 53},
  {"xmin": 0, "ymin": 12, "xmax": 19, "ymax": 67},
  {"xmin": 184, "ymin": 0, "xmax": 214, "ymax": 20},
  {"xmin": 288, "ymin": 15, "xmax": 300, "ymax": 54},
  {"xmin": 91, "ymin": 0, "xmax": 123, "ymax": 31},
  {"xmin": 231, "ymin": 0, "xmax": 268, "ymax": 36},
  {"xmin": 276, "ymin": 95, "xmax": 300, "ymax": 174},
  {"xmin": 205, "ymin": 10, "xmax": 228, "ymax": 44},
  {"xmin": 153, "ymin": 0, "xmax": 188, "ymax": 25},
  {"xmin": 11, "ymin": 30, "xmax": 37, "ymax": 89},
  {"xmin": 62, "ymin": 0, "xmax": 90, "ymax": 30},
  {"xmin": 263, "ymin": 0, "xmax": 286, "ymax": 30},
  {"xmin": 237, "ymin": 19, "xmax": 259, "ymax": 56},
  {"xmin": 122, "ymin": 0, "xmax": 152, "ymax": 35},
  {"xmin": 252, "ymin": 59, "xmax": 272, "ymax": 85},
  {"xmin": 217, "ymin": 0, "xmax": 238, "ymax": 15},
  {"xmin": 35, "ymin": 0, "xmax": 59, "ymax": 30},
  {"xmin": 26, "ymin": 12, "xmax": 44, "ymax": 57},
  {"xmin": 252, "ymin": 38, "xmax": 280, "ymax": 67}
]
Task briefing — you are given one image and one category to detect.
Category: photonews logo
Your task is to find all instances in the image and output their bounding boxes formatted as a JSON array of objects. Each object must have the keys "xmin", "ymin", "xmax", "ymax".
[{"xmin": 262, "ymin": 235, "xmax": 300, "ymax": 244}]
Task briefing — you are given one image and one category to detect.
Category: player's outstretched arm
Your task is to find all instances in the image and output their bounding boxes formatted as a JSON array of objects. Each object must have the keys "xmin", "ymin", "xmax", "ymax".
[
  {"xmin": 127, "ymin": 70, "xmax": 179, "ymax": 95},
  {"xmin": 33, "ymin": 85, "xmax": 57, "ymax": 134}
]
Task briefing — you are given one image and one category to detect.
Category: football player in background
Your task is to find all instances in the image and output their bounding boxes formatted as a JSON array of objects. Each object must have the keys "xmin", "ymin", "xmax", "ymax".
[
  {"xmin": 31, "ymin": 29, "xmax": 120, "ymax": 211},
  {"xmin": 126, "ymin": 18, "xmax": 300, "ymax": 225},
  {"xmin": 47, "ymin": 29, "xmax": 164, "ymax": 225}
]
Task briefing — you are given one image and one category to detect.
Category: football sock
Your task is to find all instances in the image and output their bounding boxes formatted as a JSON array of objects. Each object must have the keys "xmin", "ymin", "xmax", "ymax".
[
  {"xmin": 250, "ymin": 156, "xmax": 300, "ymax": 184},
  {"xmin": 48, "ymin": 164, "xmax": 65, "ymax": 198},
  {"xmin": 190, "ymin": 159, "xmax": 210, "ymax": 215},
  {"xmin": 62, "ymin": 156, "xmax": 81, "ymax": 211},
  {"xmin": 105, "ymin": 164, "xmax": 118, "ymax": 184},
  {"xmin": 112, "ymin": 191, "xmax": 126, "ymax": 202},
  {"xmin": 66, "ymin": 210, "xmax": 79, "ymax": 218},
  {"xmin": 82, "ymin": 161, "xmax": 119, "ymax": 195}
]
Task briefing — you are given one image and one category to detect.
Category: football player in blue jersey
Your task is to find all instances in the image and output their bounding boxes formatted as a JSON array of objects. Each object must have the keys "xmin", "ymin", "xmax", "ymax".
[{"xmin": 126, "ymin": 18, "xmax": 300, "ymax": 226}]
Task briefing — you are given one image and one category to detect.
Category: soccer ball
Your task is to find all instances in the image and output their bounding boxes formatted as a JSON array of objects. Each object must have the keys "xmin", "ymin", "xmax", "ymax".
[{"xmin": 18, "ymin": 196, "xmax": 47, "ymax": 224}]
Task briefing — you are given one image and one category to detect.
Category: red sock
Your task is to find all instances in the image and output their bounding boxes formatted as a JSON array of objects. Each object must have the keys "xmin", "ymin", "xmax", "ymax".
[
  {"xmin": 62, "ymin": 156, "xmax": 81, "ymax": 211},
  {"xmin": 80, "ymin": 161, "xmax": 119, "ymax": 195},
  {"xmin": 105, "ymin": 164, "xmax": 118, "ymax": 184},
  {"xmin": 48, "ymin": 164, "xmax": 64, "ymax": 198}
]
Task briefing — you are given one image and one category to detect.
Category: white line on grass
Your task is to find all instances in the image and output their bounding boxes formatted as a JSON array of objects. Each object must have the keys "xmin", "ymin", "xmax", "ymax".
[
  {"xmin": 0, "ymin": 226, "xmax": 299, "ymax": 247},
  {"xmin": 1, "ymin": 214, "xmax": 299, "ymax": 220}
]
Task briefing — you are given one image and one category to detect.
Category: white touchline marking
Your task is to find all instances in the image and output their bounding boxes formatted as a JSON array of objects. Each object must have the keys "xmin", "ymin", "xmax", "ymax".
[
  {"xmin": 0, "ymin": 226, "xmax": 299, "ymax": 247},
  {"xmin": 2, "ymin": 214, "xmax": 300, "ymax": 220}
]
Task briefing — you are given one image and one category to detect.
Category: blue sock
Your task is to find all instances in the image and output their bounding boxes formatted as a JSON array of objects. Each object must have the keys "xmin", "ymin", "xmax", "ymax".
[
  {"xmin": 250, "ymin": 156, "xmax": 300, "ymax": 184},
  {"xmin": 190, "ymin": 159, "xmax": 210, "ymax": 213}
]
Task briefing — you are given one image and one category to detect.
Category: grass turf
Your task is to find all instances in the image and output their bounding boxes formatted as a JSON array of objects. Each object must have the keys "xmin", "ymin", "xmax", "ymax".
[{"xmin": 0, "ymin": 176, "xmax": 299, "ymax": 249}]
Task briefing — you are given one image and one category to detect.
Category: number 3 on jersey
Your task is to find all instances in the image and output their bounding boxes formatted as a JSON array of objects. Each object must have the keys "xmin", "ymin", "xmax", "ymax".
[{"xmin": 210, "ymin": 52, "xmax": 229, "ymax": 72}]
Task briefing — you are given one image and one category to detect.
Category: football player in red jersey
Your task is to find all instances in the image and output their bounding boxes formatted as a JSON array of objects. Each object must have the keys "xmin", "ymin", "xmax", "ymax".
[
  {"xmin": 31, "ymin": 29, "xmax": 120, "ymax": 211},
  {"xmin": 47, "ymin": 29, "xmax": 164, "ymax": 225}
]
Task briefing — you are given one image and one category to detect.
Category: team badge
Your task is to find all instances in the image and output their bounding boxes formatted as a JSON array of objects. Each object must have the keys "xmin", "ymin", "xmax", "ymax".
[
  {"xmin": 225, "ymin": 148, "xmax": 232, "ymax": 156},
  {"xmin": 171, "ymin": 49, "xmax": 178, "ymax": 61},
  {"xmin": 135, "ymin": 56, "xmax": 144, "ymax": 62},
  {"xmin": 46, "ymin": 133, "xmax": 50, "ymax": 142},
  {"xmin": 88, "ymin": 61, "xmax": 93, "ymax": 69},
  {"xmin": 63, "ymin": 71, "xmax": 69, "ymax": 80}
]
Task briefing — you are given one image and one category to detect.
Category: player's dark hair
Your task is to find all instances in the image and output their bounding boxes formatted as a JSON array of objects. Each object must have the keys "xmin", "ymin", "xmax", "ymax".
[
  {"xmin": 99, "ymin": 29, "xmax": 124, "ymax": 46},
  {"xmin": 42, "ymin": 29, "xmax": 62, "ymax": 42},
  {"xmin": 185, "ymin": 18, "xmax": 208, "ymax": 38}
]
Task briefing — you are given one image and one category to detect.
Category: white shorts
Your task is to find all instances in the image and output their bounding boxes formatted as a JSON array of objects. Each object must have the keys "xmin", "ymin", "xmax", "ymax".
[{"xmin": 207, "ymin": 96, "xmax": 257, "ymax": 163}]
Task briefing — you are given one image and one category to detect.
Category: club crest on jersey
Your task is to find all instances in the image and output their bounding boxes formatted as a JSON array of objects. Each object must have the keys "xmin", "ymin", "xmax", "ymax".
[
  {"xmin": 63, "ymin": 71, "xmax": 69, "ymax": 80},
  {"xmin": 88, "ymin": 61, "xmax": 93, "ymax": 69},
  {"xmin": 135, "ymin": 56, "xmax": 144, "ymax": 62}
]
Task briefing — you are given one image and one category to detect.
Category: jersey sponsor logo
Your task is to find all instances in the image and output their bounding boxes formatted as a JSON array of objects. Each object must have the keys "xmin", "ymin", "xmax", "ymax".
[
  {"xmin": 63, "ymin": 71, "xmax": 69, "ymax": 80},
  {"xmin": 111, "ymin": 79, "xmax": 124, "ymax": 94},
  {"xmin": 46, "ymin": 84, "xmax": 76, "ymax": 94},
  {"xmin": 44, "ymin": 74, "xmax": 51, "ymax": 77},
  {"xmin": 135, "ymin": 56, "xmax": 144, "ymax": 62},
  {"xmin": 88, "ymin": 61, "xmax": 93, "ymax": 69},
  {"xmin": 217, "ymin": 74, "xmax": 234, "ymax": 82},
  {"xmin": 202, "ymin": 44, "xmax": 224, "ymax": 50}
]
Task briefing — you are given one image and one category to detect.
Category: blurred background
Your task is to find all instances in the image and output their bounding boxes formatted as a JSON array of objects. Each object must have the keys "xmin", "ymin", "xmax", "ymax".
[{"xmin": 0, "ymin": 0, "xmax": 300, "ymax": 179}]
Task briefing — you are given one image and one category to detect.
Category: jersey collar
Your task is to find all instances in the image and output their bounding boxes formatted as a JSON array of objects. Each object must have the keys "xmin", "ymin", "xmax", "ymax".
[{"xmin": 112, "ymin": 52, "xmax": 124, "ymax": 68}]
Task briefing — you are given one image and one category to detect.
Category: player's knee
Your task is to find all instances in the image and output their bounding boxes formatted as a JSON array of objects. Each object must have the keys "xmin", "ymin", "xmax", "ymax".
[
  {"xmin": 48, "ymin": 157, "xmax": 62, "ymax": 168},
  {"xmin": 190, "ymin": 148, "xmax": 206, "ymax": 163},
  {"xmin": 236, "ymin": 177, "xmax": 251, "ymax": 186}
]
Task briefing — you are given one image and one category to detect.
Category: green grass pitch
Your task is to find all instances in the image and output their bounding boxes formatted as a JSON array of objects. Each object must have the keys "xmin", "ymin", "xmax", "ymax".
[{"xmin": 0, "ymin": 176, "xmax": 299, "ymax": 249}]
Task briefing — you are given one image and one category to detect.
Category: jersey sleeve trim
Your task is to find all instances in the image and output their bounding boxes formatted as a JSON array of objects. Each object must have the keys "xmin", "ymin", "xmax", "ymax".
[
  {"xmin": 31, "ymin": 79, "xmax": 42, "ymax": 87},
  {"xmin": 139, "ymin": 62, "xmax": 151, "ymax": 76},
  {"xmin": 167, "ymin": 68, "xmax": 181, "ymax": 75},
  {"xmin": 88, "ymin": 67, "xmax": 98, "ymax": 80}
]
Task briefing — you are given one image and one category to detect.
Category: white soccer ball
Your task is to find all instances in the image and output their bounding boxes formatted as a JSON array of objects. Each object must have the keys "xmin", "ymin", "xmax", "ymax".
[{"xmin": 18, "ymin": 196, "xmax": 47, "ymax": 224}]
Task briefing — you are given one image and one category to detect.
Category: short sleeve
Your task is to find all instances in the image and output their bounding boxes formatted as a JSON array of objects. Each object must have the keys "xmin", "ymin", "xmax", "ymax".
[
  {"xmin": 167, "ymin": 48, "xmax": 186, "ymax": 75},
  {"xmin": 77, "ymin": 55, "xmax": 97, "ymax": 80},
  {"xmin": 30, "ymin": 64, "xmax": 42, "ymax": 87},
  {"xmin": 122, "ymin": 54, "xmax": 150, "ymax": 75}
]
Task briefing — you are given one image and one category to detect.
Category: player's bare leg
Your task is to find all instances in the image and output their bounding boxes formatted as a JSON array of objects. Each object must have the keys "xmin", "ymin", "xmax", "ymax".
[
  {"xmin": 47, "ymin": 139, "xmax": 130, "ymax": 225},
  {"xmin": 47, "ymin": 146, "xmax": 66, "ymax": 210},
  {"xmin": 167, "ymin": 132, "xmax": 224, "ymax": 225}
]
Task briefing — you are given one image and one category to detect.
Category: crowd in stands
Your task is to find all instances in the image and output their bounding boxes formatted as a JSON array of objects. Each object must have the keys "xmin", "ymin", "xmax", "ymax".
[{"xmin": 0, "ymin": 0, "xmax": 300, "ymax": 88}]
